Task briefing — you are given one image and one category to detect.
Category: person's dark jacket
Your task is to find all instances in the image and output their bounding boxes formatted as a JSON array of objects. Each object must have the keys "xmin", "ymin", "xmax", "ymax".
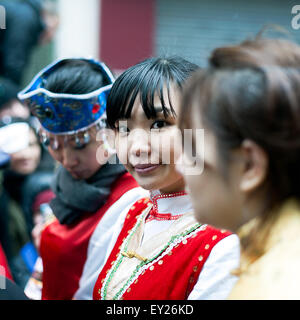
[
  {"xmin": 0, "ymin": 0, "xmax": 45, "ymax": 106},
  {"xmin": 0, "ymin": 276, "xmax": 29, "ymax": 300}
]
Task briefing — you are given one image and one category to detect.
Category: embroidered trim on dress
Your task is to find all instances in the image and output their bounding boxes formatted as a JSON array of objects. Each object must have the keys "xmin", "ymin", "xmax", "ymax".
[
  {"xmin": 115, "ymin": 224, "xmax": 206, "ymax": 299},
  {"xmin": 145, "ymin": 211, "xmax": 184, "ymax": 222},
  {"xmin": 100, "ymin": 206, "xmax": 203, "ymax": 300}
]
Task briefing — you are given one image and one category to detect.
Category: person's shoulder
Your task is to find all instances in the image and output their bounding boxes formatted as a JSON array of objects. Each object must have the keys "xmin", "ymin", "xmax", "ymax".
[{"xmin": 229, "ymin": 235, "xmax": 300, "ymax": 299}]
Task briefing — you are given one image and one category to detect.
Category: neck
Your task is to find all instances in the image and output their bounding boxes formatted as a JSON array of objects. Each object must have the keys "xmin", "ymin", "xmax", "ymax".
[{"xmin": 159, "ymin": 176, "xmax": 185, "ymax": 194}]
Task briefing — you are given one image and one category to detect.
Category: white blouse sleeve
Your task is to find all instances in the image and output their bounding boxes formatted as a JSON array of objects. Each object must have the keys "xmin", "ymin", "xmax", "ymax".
[
  {"xmin": 73, "ymin": 187, "xmax": 149, "ymax": 300},
  {"xmin": 187, "ymin": 234, "xmax": 240, "ymax": 300}
]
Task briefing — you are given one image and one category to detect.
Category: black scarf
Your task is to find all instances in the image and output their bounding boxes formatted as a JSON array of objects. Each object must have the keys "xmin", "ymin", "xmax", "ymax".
[{"xmin": 50, "ymin": 157, "xmax": 126, "ymax": 225}]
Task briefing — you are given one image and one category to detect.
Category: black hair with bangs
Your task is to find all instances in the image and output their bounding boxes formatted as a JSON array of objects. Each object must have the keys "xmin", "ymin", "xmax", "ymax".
[{"xmin": 106, "ymin": 56, "xmax": 199, "ymax": 128}]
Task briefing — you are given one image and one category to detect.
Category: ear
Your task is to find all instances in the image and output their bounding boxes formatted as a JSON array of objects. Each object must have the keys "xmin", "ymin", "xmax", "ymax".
[{"xmin": 239, "ymin": 139, "xmax": 268, "ymax": 193}]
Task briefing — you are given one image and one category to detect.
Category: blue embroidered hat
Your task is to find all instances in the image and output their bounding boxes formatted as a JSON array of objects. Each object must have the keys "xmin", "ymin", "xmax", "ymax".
[{"xmin": 18, "ymin": 58, "xmax": 115, "ymax": 135}]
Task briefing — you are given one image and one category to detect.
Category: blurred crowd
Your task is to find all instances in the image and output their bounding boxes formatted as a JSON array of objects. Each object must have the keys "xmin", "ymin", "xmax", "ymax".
[
  {"xmin": 1, "ymin": 0, "xmax": 300, "ymax": 302},
  {"xmin": 0, "ymin": 0, "xmax": 57, "ymax": 292}
]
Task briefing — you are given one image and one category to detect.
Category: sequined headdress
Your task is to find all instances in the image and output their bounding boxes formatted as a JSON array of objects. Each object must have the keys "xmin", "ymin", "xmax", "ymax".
[{"xmin": 18, "ymin": 58, "xmax": 115, "ymax": 135}]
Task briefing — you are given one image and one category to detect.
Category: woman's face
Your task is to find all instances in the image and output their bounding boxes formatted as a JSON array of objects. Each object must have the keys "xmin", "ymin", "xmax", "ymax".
[
  {"xmin": 115, "ymin": 85, "xmax": 185, "ymax": 193},
  {"xmin": 10, "ymin": 129, "xmax": 41, "ymax": 175},
  {"xmin": 47, "ymin": 128, "xmax": 103, "ymax": 180},
  {"xmin": 177, "ymin": 106, "xmax": 245, "ymax": 231}
]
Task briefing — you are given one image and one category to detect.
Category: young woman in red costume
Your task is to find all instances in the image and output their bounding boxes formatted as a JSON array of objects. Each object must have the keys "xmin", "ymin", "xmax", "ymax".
[
  {"xmin": 92, "ymin": 56, "xmax": 240, "ymax": 300},
  {"xmin": 18, "ymin": 58, "xmax": 148, "ymax": 300}
]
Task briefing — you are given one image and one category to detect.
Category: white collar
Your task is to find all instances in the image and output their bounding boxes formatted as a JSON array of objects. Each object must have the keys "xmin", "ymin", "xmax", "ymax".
[{"xmin": 149, "ymin": 190, "xmax": 193, "ymax": 216}]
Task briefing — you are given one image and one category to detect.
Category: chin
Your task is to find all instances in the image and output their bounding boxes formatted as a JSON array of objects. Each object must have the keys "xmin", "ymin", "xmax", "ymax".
[
  {"xmin": 135, "ymin": 179, "xmax": 160, "ymax": 191},
  {"xmin": 194, "ymin": 212, "xmax": 212, "ymax": 226},
  {"xmin": 15, "ymin": 167, "xmax": 36, "ymax": 175},
  {"xmin": 131, "ymin": 175, "xmax": 161, "ymax": 191}
]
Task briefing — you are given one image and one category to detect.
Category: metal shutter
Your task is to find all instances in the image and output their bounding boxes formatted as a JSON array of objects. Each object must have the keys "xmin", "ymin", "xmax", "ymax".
[{"xmin": 155, "ymin": 0, "xmax": 300, "ymax": 67}]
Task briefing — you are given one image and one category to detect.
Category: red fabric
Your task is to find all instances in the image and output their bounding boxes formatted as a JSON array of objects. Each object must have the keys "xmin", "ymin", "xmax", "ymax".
[
  {"xmin": 40, "ymin": 172, "xmax": 139, "ymax": 300},
  {"xmin": 93, "ymin": 201, "xmax": 231, "ymax": 300},
  {"xmin": 32, "ymin": 189, "xmax": 55, "ymax": 213},
  {"xmin": 0, "ymin": 242, "xmax": 13, "ymax": 281}
]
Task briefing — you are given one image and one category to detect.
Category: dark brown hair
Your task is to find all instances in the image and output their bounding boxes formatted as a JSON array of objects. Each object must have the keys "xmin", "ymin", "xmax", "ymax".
[
  {"xmin": 179, "ymin": 37, "xmax": 300, "ymax": 260},
  {"xmin": 210, "ymin": 37, "xmax": 300, "ymax": 69}
]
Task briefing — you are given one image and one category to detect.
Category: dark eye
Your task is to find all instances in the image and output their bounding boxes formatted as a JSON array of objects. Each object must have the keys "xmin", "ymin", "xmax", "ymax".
[{"xmin": 151, "ymin": 120, "xmax": 168, "ymax": 130}]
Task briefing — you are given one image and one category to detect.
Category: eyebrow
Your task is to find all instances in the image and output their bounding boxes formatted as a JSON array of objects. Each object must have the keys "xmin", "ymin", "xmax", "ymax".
[
  {"xmin": 115, "ymin": 106, "xmax": 174, "ymax": 126},
  {"xmin": 152, "ymin": 106, "xmax": 173, "ymax": 117}
]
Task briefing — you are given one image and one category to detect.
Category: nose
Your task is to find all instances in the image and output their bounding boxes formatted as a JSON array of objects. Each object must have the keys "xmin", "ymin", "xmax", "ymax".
[
  {"xmin": 129, "ymin": 128, "xmax": 151, "ymax": 158},
  {"xmin": 61, "ymin": 146, "xmax": 79, "ymax": 169}
]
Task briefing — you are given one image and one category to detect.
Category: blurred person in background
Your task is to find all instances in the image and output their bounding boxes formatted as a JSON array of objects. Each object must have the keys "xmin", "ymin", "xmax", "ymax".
[
  {"xmin": 0, "ymin": 117, "xmax": 54, "ymax": 289},
  {"xmin": 0, "ymin": 149, "xmax": 29, "ymax": 300},
  {"xmin": 178, "ymin": 36, "xmax": 300, "ymax": 299},
  {"xmin": 0, "ymin": 149, "xmax": 12, "ymax": 282},
  {"xmin": 18, "ymin": 58, "xmax": 148, "ymax": 300},
  {"xmin": 0, "ymin": 0, "xmax": 58, "ymax": 119}
]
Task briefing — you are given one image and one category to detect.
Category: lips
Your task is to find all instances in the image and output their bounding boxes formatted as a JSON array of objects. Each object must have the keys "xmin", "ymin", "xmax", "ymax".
[{"xmin": 133, "ymin": 163, "xmax": 161, "ymax": 174}]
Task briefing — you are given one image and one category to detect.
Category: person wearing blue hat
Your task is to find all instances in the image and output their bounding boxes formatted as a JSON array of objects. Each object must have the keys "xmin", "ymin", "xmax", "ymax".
[{"xmin": 18, "ymin": 58, "xmax": 149, "ymax": 300}]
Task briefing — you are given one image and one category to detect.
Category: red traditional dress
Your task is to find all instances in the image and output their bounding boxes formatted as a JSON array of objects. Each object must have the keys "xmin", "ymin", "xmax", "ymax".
[
  {"xmin": 39, "ymin": 172, "xmax": 147, "ymax": 300},
  {"xmin": 93, "ymin": 190, "xmax": 240, "ymax": 300}
]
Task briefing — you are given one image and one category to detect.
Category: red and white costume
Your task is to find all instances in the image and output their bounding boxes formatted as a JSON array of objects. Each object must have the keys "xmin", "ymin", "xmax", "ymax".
[
  {"xmin": 93, "ymin": 190, "xmax": 240, "ymax": 300},
  {"xmin": 35, "ymin": 172, "xmax": 148, "ymax": 300}
]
